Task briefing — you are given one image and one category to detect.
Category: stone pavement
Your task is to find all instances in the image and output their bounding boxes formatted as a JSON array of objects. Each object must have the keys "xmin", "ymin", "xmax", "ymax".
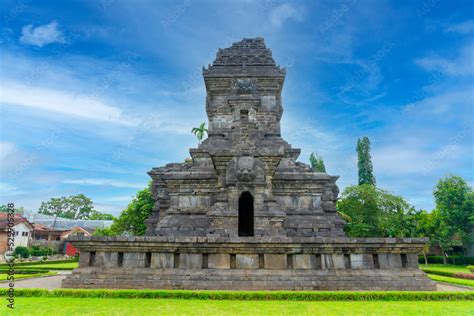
[{"xmin": 0, "ymin": 271, "xmax": 70, "ymax": 290}]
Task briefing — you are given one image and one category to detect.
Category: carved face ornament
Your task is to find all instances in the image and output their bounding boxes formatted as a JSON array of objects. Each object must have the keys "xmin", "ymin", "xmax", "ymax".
[
  {"xmin": 232, "ymin": 78, "xmax": 256, "ymax": 95},
  {"xmin": 236, "ymin": 156, "xmax": 256, "ymax": 181}
]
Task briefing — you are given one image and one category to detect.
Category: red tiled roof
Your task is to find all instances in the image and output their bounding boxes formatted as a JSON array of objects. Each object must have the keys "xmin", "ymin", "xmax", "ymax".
[{"xmin": 0, "ymin": 215, "xmax": 34, "ymax": 230}]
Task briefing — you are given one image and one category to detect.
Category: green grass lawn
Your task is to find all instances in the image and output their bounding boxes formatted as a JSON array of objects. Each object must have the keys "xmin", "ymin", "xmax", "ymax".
[
  {"xmin": 0, "ymin": 272, "xmax": 56, "ymax": 281},
  {"xmin": 2, "ymin": 297, "xmax": 473, "ymax": 316},
  {"xmin": 420, "ymin": 264, "xmax": 472, "ymax": 274},
  {"xmin": 427, "ymin": 274, "xmax": 474, "ymax": 288},
  {"xmin": 18, "ymin": 261, "xmax": 78, "ymax": 270}
]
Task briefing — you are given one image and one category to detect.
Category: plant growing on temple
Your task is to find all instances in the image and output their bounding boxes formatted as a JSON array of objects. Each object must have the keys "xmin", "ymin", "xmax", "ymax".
[
  {"xmin": 356, "ymin": 136, "xmax": 376, "ymax": 185},
  {"xmin": 191, "ymin": 122, "xmax": 208, "ymax": 144},
  {"xmin": 309, "ymin": 152, "xmax": 326, "ymax": 172}
]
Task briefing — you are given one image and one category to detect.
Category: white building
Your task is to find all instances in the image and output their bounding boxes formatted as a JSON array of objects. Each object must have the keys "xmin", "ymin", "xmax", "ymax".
[
  {"xmin": 0, "ymin": 215, "xmax": 34, "ymax": 257},
  {"xmin": 12, "ymin": 221, "xmax": 33, "ymax": 248}
]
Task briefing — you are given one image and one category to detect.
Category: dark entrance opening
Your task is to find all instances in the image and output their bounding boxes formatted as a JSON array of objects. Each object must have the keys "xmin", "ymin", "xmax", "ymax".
[{"xmin": 238, "ymin": 191, "xmax": 254, "ymax": 236}]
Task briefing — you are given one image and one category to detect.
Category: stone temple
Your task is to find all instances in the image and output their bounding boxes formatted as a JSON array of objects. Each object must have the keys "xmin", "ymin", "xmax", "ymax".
[{"xmin": 63, "ymin": 38, "xmax": 435, "ymax": 290}]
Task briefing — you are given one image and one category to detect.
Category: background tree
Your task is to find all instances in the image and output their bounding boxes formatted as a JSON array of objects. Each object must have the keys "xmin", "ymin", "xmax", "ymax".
[
  {"xmin": 309, "ymin": 152, "xmax": 326, "ymax": 173},
  {"xmin": 89, "ymin": 211, "xmax": 115, "ymax": 220},
  {"xmin": 357, "ymin": 136, "xmax": 376, "ymax": 185},
  {"xmin": 38, "ymin": 194, "xmax": 112, "ymax": 220},
  {"xmin": 337, "ymin": 184, "xmax": 413, "ymax": 237},
  {"xmin": 100, "ymin": 184, "xmax": 154, "ymax": 236},
  {"xmin": 433, "ymin": 175, "xmax": 473, "ymax": 255},
  {"xmin": 0, "ymin": 204, "xmax": 26, "ymax": 215},
  {"xmin": 191, "ymin": 122, "xmax": 208, "ymax": 144}
]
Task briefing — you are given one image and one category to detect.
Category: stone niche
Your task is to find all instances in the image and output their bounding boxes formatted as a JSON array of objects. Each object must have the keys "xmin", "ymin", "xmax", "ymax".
[{"xmin": 63, "ymin": 38, "xmax": 435, "ymax": 291}]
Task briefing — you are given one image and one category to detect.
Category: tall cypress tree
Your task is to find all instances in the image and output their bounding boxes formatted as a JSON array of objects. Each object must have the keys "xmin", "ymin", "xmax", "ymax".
[
  {"xmin": 309, "ymin": 152, "xmax": 327, "ymax": 173},
  {"xmin": 357, "ymin": 136, "xmax": 376, "ymax": 185}
]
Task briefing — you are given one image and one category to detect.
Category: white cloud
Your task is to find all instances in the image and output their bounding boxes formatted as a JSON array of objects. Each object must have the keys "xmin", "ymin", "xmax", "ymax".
[
  {"xmin": 415, "ymin": 42, "xmax": 474, "ymax": 77},
  {"xmin": 63, "ymin": 178, "xmax": 144, "ymax": 189},
  {"xmin": 403, "ymin": 87, "xmax": 473, "ymax": 116},
  {"xmin": 373, "ymin": 142, "xmax": 469, "ymax": 176},
  {"xmin": 93, "ymin": 203, "xmax": 125, "ymax": 216},
  {"xmin": 0, "ymin": 80, "xmax": 137, "ymax": 125},
  {"xmin": 0, "ymin": 182, "xmax": 25, "ymax": 196},
  {"xmin": 0, "ymin": 141, "xmax": 28, "ymax": 177},
  {"xmin": 20, "ymin": 21, "xmax": 66, "ymax": 47},
  {"xmin": 269, "ymin": 4, "xmax": 303, "ymax": 27},
  {"xmin": 0, "ymin": 142, "xmax": 17, "ymax": 161},
  {"xmin": 102, "ymin": 195, "xmax": 135, "ymax": 203},
  {"xmin": 444, "ymin": 20, "xmax": 474, "ymax": 34}
]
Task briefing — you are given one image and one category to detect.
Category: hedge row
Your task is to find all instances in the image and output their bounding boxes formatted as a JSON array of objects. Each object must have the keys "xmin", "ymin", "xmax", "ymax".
[
  {"xmin": 0, "ymin": 289, "xmax": 472, "ymax": 301},
  {"xmin": 418, "ymin": 256, "xmax": 474, "ymax": 265},
  {"xmin": 0, "ymin": 266, "xmax": 76, "ymax": 272},
  {"xmin": 427, "ymin": 274, "xmax": 474, "ymax": 288},
  {"xmin": 0, "ymin": 259, "xmax": 78, "ymax": 267},
  {"xmin": 422, "ymin": 269, "xmax": 474, "ymax": 280},
  {"xmin": 0, "ymin": 269, "xmax": 48, "ymax": 274}
]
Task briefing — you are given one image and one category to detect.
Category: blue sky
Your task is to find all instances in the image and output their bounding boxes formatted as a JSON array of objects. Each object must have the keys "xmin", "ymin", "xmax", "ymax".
[{"xmin": 0, "ymin": 0, "xmax": 473, "ymax": 215}]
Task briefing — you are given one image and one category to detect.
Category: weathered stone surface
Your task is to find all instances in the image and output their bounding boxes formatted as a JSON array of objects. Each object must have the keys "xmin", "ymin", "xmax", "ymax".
[
  {"xmin": 350, "ymin": 254, "xmax": 374, "ymax": 269},
  {"xmin": 236, "ymin": 254, "xmax": 259, "ymax": 269},
  {"xmin": 379, "ymin": 253, "xmax": 402, "ymax": 269},
  {"xmin": 322, "ymin": 254, "xmax": 334, "ymax": 269},
  {"xmin": 179, "ymin": 254, "xmax": 202, "ymax": 269},
  {"xmin": 152, "ymin": 253, "xmax": 174, "ymax": 268},
  {"xmin": 406, "ymin": 253, "xmax": 419, "ymax": 268},
  {"xmin": 264, "ymin": 254, "xmax": 286, "ymax": 269},
  {"xmin": 332, "ymin": 254, "xmax": 346, "ymax": 270},
  {"xmin": 293, "ymin": 254, "xmax": 315, "ymax": 269},
  {"xmin": 208, "ymin": 254, "xmax": 230, "ymax": 269}
]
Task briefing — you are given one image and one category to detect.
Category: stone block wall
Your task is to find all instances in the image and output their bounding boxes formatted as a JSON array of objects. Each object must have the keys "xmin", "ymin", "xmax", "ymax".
[{"xmin": 63, "ymin": 236, "xmax": 436, "ymax": 291}]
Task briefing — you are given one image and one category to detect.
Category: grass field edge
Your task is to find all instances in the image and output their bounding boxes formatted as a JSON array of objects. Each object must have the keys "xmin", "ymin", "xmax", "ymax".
[{"xmin": 0, "ymin": 288, "xmax": 472, "ymax": 301}]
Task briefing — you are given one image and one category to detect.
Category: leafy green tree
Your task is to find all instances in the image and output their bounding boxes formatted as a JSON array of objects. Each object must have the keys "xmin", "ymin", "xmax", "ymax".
[
  {"xmin": 337, "ymin": 184, "xmax": 413, "ymax": 237},
  {"xmin": 433, "ymin": 175, "xmax": 473, "ymax": 255},
  {"xmin": 0, "ymin": 205, "xmax": 26, "ymax": 215},
  {"xmin": 410, "ymin": 210, "xmax": 437, "ymax": 265},
  {"xmin": 357, "ymin": 136, "xmax": 376, "ymax": 185},
  {"xmin": 309, "ymin": 152, "xmax": 326, "ymax": 173},
  {"xmin": 106, "ymin": 184, "xmax": 154, "ymax": 236},
  {"xmin": 93, "ymin": 227, "xmax": 116, "ymax": 236},
  {"xmin": 38, "ymin": 194, "xmax": 108, "ymax": 220},
  {"xmin": 191, "ymin": 122, "xmax": 208, "ymax": 144},
  {"xmin": 89, "ymin": 211, "xmax": 115, "ymax": 220}
]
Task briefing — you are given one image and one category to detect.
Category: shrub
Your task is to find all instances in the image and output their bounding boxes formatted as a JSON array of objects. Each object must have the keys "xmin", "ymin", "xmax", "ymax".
[
  {"xmin": 427, "ymin": 274, "xmax": 474, "ymax": 287},
  {"xmin": 0, "ymin": 289, "xmax": 472, "ymax": 301},
  {"xmin": 13, "ymin": 246, "xmax": 30, "ymax": 258},
  {"xmin": 0, "ymin": 258, "xmax": 78, "ymax": 267},
  {"xmin": 30, "ymin": 246, "xmax": 57, "ymax": 256},
  {"xmin": 0, "ymin": 269, "xmax": 48, "ymax": 274},
  {"xmin": 418, "ymin": 255, "xmax": 474, "ymax": 265},
  {"xmin": 421, "ymin": 268, "xmax": 474, "ymax": 280}
]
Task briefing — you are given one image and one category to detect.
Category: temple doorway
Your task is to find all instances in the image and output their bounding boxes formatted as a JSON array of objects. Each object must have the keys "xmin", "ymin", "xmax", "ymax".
[{"xmin": 238, "ymin": 191, "xmax": 254, "ymax": 236}]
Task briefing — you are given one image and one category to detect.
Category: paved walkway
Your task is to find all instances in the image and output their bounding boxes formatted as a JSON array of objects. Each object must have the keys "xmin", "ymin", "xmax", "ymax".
[
  {"xmin": 0, "ymin": 271, "xmax": 70, "ymax": 290},
  {"xmin": 436, "ymin": 282, "xmax": 474, "ymax": 292},
  {"xmin": 1, "ymin": 273, "xmax": 472, "ymax": 291}
]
